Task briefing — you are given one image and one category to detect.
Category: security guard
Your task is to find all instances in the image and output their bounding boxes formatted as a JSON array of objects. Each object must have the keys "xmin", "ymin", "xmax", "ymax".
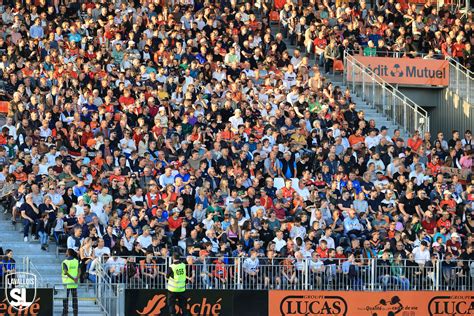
[
  {"xmin": 62, "ymin": 248, "xmax": 79, "ymax": 316},
  {"xmin": 167, "ymin": 251, "xmax": 189, "ymax": 316}
]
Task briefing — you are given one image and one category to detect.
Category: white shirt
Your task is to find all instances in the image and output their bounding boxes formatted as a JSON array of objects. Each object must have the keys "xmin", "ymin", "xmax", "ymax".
[
  {"xmin": 365, "ymin": 135, "xmax": 380, "ymax": 149},
  {"xmin": 119, "ymin": 138, "xmax": 136, "ymax": 154},
  {"xmin": 94, "ymin": 246, "xmax": 111, "ymax": 258},
  {"xmin": 272, "ymin": 237, "xmax": 287, "ymax": 252},
  {"xmin": 229, "ymin": 115, "xmax": 243, "ymax": 131},
  {"xmin": 412, "ymin": 246, "xmax": 430, "ymax": 265},
  {"xmin": 295, "ymin": 186, "xmax": 310, "ymax": 201}
]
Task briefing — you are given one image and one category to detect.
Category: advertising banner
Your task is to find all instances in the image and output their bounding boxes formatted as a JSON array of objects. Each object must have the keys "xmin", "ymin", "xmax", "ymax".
[
  {"xmin": 347, "ymin": 56, "xmax": 449, "ymax": 86},
  {"xmin": 0, "ymin": 288, "xmax": 53, "ymax": 316},
  {"xmin": 126, "ymin": 289, "xmax": 268, "ymax": 316},
  {"xmin": 269, "ymin": 291, "xmax": 474, "ymax": 316}
]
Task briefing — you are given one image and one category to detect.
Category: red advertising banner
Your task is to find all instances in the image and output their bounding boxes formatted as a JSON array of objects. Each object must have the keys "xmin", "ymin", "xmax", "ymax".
[
  {"xmin": 346, "ymin": 56, "xmax": 450, "ymax": 86},
  {"xmin": 269, "ymin": 291, "xmax": 474, "ymax": 316}
]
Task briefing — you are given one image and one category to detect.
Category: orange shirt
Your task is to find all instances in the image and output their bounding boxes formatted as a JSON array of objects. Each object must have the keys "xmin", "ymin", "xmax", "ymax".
[
  {"xmin": 13, "ymin": 171, "xmax": 27, "ymax": 182},
  {"xmin": 348, "ymin": 135, "xmax": 365, "ymax": 146},
  {"xmin": 220, "ymin": 130, "xmax": 234, "ymax": 141}
]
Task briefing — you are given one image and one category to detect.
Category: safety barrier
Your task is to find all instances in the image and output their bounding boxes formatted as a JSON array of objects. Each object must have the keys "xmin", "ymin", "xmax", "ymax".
[{"xmin": 94, "ymin": 256, "xmax": 474, "ymax": 292}]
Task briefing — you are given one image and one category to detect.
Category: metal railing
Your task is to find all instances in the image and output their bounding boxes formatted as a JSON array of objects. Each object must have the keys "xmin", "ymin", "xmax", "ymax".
[
  {"xmin": 343, "ymin": 52, "xmax": 430, "ymax": 136},
  {"xmin": 447, "ymin": 56, "xmax": 473, "ymax": 102},
  {"xmin": 24, "ymin": 257, "xmax": 45, "ymax": 287},
  {"xmin": 96, "ymin": 259, "xmax": 120, "ymax": 316},
  {"xmin": 92, "ymin": 256, "xmax": 474, "ymax": 292}
]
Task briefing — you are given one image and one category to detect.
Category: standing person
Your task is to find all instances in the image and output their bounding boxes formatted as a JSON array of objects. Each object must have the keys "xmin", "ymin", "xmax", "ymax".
[
  {"xmin": 166, "ymin": 252, "xmax": 189, "ymax": 316},
  {"xmin": 62, "ymin": 249, "xmax": 79, "ymax": 316}
]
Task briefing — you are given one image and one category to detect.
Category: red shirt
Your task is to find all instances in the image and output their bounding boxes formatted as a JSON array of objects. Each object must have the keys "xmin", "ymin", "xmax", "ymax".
[
  {"xmin": 281, "ymin": 187, "xmax": 295, "ymax": 199},
  {"xmin": 437, "ymin": 218, "xmax": 451, "ymax": 230},
  {"xmin": 421, "ymin": 219, "xmax": 437, "ymax": 234},
  {"xmin": 274, "ymin": 207, "xmax": 286, "ymax": 220},
  {"xmin": 313, "ymin": 38, "xmax": 328, "ymax": 51},
  {"xmin": 452, "ymin": 43, "xmax": 465, "ymax": 58},
  {"xmin": 168, "ymin": 216, "xmax": 183, "ymax": 231},
  {"xmin": 407, "ymin": 137, "xmax": 423, "ymax": 151},
  {"xmin": 260, "ymin": 196, "xmax": 273, "ymax": 209},
  {"xmin": 427, "ymin": 162, "xmax": 442, "ymax": 175},
  {"xmin": 316, "ymin": 246, "xmax": 329, "ymax": 258},
  {"xmin": 118, "ymin": 96, "xmax": 135, "ymax": 107}
]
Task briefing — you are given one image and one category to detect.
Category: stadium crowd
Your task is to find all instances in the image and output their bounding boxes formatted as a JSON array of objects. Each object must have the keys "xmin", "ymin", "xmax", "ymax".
[{"xmin": 0, "ymin": 0, "xmax": 472, "ymax": 290}]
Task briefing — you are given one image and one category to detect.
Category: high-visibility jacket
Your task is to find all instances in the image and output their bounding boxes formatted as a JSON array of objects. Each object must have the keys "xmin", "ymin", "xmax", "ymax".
[
  {"xmin": 62, "ymin": 258, "xmax": 79, "ymax": 289},
  {"xmin": 167, "ymin": 262, "xmax": 186, "ymax": 293}
]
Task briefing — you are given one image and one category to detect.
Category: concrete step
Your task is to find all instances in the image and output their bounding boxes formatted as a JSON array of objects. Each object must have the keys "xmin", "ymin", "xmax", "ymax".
[{"xmin": 53, "ymin": 287, "xmax": 105, "ymax": 316}]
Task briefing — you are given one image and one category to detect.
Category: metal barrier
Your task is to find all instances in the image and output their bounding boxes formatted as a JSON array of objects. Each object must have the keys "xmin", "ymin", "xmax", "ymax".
[
  {"xmin": 96, "ymin": 260, "xmax": 121, "ymax": 316},
  {"xmin": 343, "ymin": 52, "xmax": 430, "ymax": 136},
  {"xmin": 92, "ymin": 256, "xmax": 474, "ymax": 292},
  {"xmin": 447, "ymin": 56, "xmax": 473, "ymax": 103}
]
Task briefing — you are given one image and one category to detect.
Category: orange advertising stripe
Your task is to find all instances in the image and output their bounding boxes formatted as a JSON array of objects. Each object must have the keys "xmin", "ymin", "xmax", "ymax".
[
  {"xmin": 268, "ymin": 291, "xmax": 474, "ymax": 316},
  {"xmin": 347, "ymin": 56, "xmax": 450, "ymax": 86}
]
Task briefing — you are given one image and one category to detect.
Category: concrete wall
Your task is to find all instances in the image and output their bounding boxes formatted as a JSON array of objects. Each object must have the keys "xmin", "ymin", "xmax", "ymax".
[
  {"xmin": 428, "ymin": 90, "xmax": 473, "ymax": 136},
  {"xmin": 398, "ymin": 87, "xmax": 442, "ymax": 108},
  {"xmin": 397, "ymin": 87, "xmax": 473, "ymax": 135}
]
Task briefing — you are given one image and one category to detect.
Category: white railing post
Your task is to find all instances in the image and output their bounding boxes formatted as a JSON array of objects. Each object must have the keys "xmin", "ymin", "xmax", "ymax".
[
  {"xmin": 362, "ymin": 69, "xmax": 366, "ymax": 100},
  {"xmin": 415, "ymin": 104, "xmax": 419, "ymax": 132},
  {"xmin": 372, "ymin": 77, "xmax": 375, "ymax": 107},
  {"xmin": 392, "ymin": 93, "xmax": 396, "ymax": 124},
  {"xmin": 304, "ymin": 259, "xmax": 309, "ymax": 290},
  {"xmin": 456, "ymin": 62, "xmax": 459, "ymax": 96},
  {"xmin": 467, "ymin": 71, "xmax": 470, "ymax": 102},
  {"xmin": 236, "ymin": 257, "xmax": 242, "ymax": 289},
  {"xmin": 370, "ymin": 259, "xmax": 375, "ymax": 291},
  {"xmin": 435, "ymin": 259, "xmax": 440, "ymax": 291},
  {"xmin": 382, "ymin": 83, "xmax": 386, "ymax": 113},
  {"xmin": 403, "ymin": 97, "xmax": 408, "ymax": 133}
]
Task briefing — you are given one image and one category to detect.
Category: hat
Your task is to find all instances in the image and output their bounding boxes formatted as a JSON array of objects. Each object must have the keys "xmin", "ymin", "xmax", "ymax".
[
  {"xmin": 380, "ymin": 126, "xmax": 388, "ymax": 131},
  {"xmin": 234, "ymin": 198, "xmax": 242, "ymax": 204},
  {"xmin": 398, "ymin": 153, "xmax": 406, "ymax": 158},
  {"xmin": 15, "ymin": 162, "xmax": 23, "ymax": 168},
  {"xmin": 423, "ymin": 176, "xmax": 431, "ymax": 181},
  {"xmin": 199, "ymin": 250, "xmax": 209, "ymax": 257},
  {"xmin": 451, "ymin": 232, "xmax": 459, "ymax": 239},
  {"xmin": 443, "ymin": 190, "xmax": 451, "ymax": 195},
  {"xmin": 159, "ymin": 106, "xmax": 166, "ymax": 112},
  {"xmin": 376, "ymin": 170, "xmax": 384, "ymax": 175},
  {"xmin": 60, "ymin": 146, "xmax": 68, "ymax": 151},
  {"xmin": 193, "ymin": 140, "xmax": 201, "ymax": 145},
  {"xmin": 181, "ymin": 140, "xmax": 190, "ymax": 146}
]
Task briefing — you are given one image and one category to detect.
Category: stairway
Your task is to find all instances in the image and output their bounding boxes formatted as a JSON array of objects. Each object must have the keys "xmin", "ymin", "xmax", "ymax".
[
  {"xmin": 328, "ymin": 74, "xmax": 411, "ymax": 141},
  {"xmin": 53, "ymin": 285, "xmax": 105, "ymax": 316},
  {"xmin": 270, "ymin": 25, "xmax": 411, "ymax": 142},
  {"xmin": 0, "ymin": 209, "xmax": 104, "ymax": 315}
]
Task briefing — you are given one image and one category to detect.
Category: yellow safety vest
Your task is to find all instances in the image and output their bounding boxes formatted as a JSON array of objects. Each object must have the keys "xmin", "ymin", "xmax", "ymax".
[
  {"xmin": 167, "ymin": 262, "xmax": 186, "ymax": 293},
  {"xmin": 62, "ymin": 258, "xmax": 79, "ymax": 289}
]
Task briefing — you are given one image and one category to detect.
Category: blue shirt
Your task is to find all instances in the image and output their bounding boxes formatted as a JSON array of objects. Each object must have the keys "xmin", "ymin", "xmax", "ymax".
[
  {"xmin": 29, "ymin": 25, "xmax": 44, "ymax": 39},
  {"xmin": 69, "ymin": 33, "xmax": 82, "ymax": 43}
]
